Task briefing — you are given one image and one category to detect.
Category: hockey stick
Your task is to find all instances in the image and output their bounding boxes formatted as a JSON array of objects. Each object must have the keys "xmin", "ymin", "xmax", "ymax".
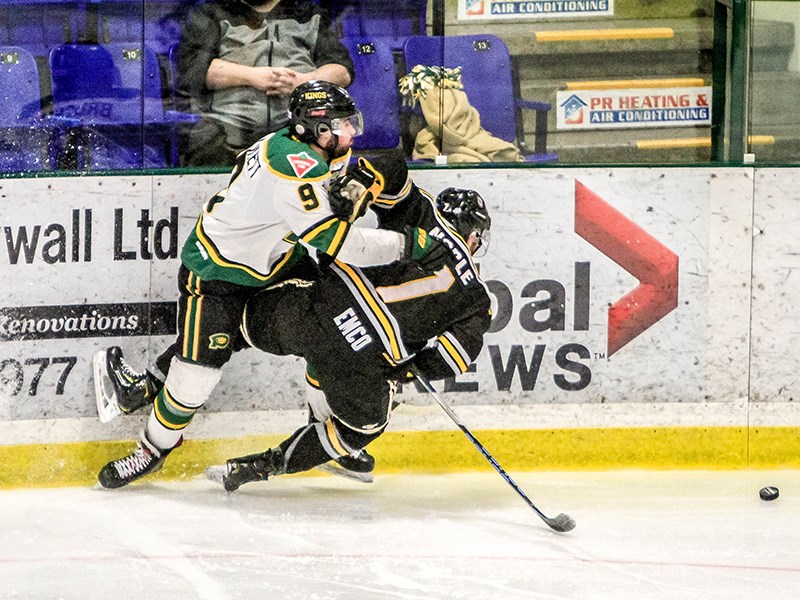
[{"xmin": 413, "ymin": 370, "xmax": 576, "ymax": 533}]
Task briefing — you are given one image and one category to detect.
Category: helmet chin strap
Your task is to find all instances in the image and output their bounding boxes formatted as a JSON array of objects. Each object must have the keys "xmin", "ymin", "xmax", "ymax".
[
  {"xmin": 312, "ymin": 123, "xmax": 342, "ymax": 159},
  {"xmin": 325, "ymin": 134, "xmax": 348, "ymax": 158}
]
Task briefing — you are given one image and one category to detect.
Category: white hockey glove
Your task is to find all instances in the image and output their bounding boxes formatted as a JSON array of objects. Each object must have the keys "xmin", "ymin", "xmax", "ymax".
[{"xmin": 328, "ymin": 157, "xmax": 385, "ymax": 223}]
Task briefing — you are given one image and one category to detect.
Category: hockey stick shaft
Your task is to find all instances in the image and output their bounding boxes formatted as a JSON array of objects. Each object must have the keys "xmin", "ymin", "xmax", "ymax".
[{"xmin": 413, "ymin": 370, "xmax": 575, "ymax": 532}]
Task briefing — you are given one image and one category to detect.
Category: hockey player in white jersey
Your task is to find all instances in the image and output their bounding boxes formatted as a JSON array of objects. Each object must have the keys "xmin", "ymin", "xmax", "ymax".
[{"xmin": 95, "ymin": 81, "xmax": 448, "ymax": 489}]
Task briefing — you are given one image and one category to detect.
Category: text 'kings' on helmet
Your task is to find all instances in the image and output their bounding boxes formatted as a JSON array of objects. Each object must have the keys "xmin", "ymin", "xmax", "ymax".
[{"xmin": 288, "ymin": 80, "xmax": 364, "ymax": 143}]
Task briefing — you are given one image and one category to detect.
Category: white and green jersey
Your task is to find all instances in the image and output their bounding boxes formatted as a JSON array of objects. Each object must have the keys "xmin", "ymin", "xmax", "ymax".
[{"xmin": 181, "ymin": 128, "xmax": 404, "ymax": 287}]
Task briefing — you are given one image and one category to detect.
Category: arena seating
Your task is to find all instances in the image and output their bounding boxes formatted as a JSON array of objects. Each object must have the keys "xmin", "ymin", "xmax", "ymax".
[
  {"xmin": 329, "ymin": 0, "xmax": 426, "ymax": 50},
  {"xmin": 340, "ymin": 36, "xmax": 402, "ymax": 151},
  {"xmin": 49, "ymin": 42, "xmax": 195, "ymax": 169},
  {"xmin": 1, "ymin": 1, "xmax": 797, "ymax": 170},
  {"xmin": 0, "ymin": 44, "xmax": 73, "ymax": 170}
]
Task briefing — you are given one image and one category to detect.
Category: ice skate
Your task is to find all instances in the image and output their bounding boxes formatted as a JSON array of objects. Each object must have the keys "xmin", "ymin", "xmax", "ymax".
[
  {"xmin": 315, "ymin": 448, "xmax": 375, "ymax": 483},
  {"xmin": 93, "ymin": 346, "xmax": 161, "ymax": 423},
  {"xmin": 97, "ymin": 432, "xmax": 177, "ymax": 489},
  {"xmin": 205, "ymin": 448, "xmax": 285, "ymax": 492}
]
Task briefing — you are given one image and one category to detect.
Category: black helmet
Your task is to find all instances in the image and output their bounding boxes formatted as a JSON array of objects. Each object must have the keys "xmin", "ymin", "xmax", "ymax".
[
  {"xmin": 436, "ymin": 188, "xmax": 492, "ymax": 252},
  {"xmin": 288, "ymin": 80, "xmax": 363, "ymax": 145}
]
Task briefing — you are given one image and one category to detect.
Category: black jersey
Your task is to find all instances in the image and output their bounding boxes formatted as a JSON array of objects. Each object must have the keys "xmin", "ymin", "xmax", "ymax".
[
  {"xmin": 311, "ymin": 188, "xmax": 491, "ymax": 380},
  {"xmin": 241, "ymin": 182, "xmax": 491, "ymax": 428}
]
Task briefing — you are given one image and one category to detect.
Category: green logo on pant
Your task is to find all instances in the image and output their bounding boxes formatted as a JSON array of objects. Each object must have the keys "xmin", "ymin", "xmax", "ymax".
[{"xmin": 209, "ymin": 333, "xmax": 230, "ymax": 349}]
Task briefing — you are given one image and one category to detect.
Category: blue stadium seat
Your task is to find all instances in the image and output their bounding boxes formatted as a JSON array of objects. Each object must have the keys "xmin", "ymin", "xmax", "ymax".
[
  {"xmin": 0, "ymin": 45, "xmax": 70, "ymax": 172},
  {"xmin": 341, "ymin": 36, "xmax": 401, "ymax": 151},
  {"xmin": 97, "ymin": 4, "xmax": 143, "ymax": 45},
  {"xmin": 332, "ymin": 0, "xmax": 426, "ymax": 50},
  {"xmin": 3, "ymin": 3, "xmax": 86, "ymax": 59},
  {"xmin": 167, "ymin": 41, "xmax": 180, "ymax": 108},
  {"xmin": 93, "ymin": 1, "xmax": 206, "ymax": 55},
  {"xmin": 403, "ymin": 34, "xmax": 557, "ymax": 162},
  {"xmin": 49, "ymin": 42, "xmax": 196, "ymax": 170}
]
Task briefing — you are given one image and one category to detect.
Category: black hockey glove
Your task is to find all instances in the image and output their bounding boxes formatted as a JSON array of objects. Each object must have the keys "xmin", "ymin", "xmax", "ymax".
[
  {"xmin": 403, "ymin": 226, "xmax": 450, "ymax": 271},
  {"xmin": 388, "ymin": 363, "xmax": 415, "ymax": 383},
  {"xmin": 328, "ymin": 157, "xmax": 385, "ymax": 223}
]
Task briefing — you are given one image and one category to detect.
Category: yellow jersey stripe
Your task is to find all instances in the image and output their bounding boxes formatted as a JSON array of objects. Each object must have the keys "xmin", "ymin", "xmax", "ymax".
[
  {"xmin": 192, "ymin": 295, "xmax": 203, "ymax": 361},
  {"xmin": 328, "ymin": 220, "xmax": 349, "ymax": 255},
  {"xmin": 438, "ymin": 334, "xmax": 468, "ymax": 373},
  {"xmin": 305, "ymin": 371, "xmax": 321, "ymax": 389},
  {"xmin": 336, "ymin": 262, "xmax": 402, "ymax": 360},
  {"xmin": 325, "ymin": 420, "xmax": 349, "ymax": 456},
  {"xmin": 301, "ymin": 216, "xmax": 341, "ymax": 243},
  {"xmin": 182, "ymin": 296, "xmax": 193, "ymax": 358}
]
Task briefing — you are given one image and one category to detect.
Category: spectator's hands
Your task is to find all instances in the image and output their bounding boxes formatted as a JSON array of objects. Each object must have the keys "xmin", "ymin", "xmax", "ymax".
[
  {"xmin": 251, "ymin": 67, "xmax": 308, "ymax": 96},
  {"xmin": 207, "ymin": 60, "xmax": 314, "ymax": 97}
]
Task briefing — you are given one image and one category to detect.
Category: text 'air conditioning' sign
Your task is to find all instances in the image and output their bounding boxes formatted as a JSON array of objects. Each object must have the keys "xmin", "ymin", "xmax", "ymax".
[
  {"xmin": 458, "ymin": 0, "xmax": 613, "ymax": 19},
  {"xmin": 556, "ymin": 87, "xmax": 712, "ymax": 130}
]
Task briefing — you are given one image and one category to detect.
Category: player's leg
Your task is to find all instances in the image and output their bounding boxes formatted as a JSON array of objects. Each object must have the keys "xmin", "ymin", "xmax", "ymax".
[
  {"xmin": 304, "ymin": 369, "xmax": 376, "ymax": 481},
  {"xmin": 208, "ymin": 376, "xmax": 394, "ymax": 491},
  {"xmin": 98, "ymin": 266, "xmax": 248, "ymax": 488},
  {"xmin": 208, "ymin": 414, "xmax": 386, "ymax": 492},
  {"xmin": 96, "ymin": 428, "xmax": 181, "ymax": 490}
]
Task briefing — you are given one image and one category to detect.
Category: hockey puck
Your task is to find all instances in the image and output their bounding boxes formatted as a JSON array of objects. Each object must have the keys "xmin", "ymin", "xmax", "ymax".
[{"xmin": 759, "ymin": 486, "xmax": 779, "ymax": 501}]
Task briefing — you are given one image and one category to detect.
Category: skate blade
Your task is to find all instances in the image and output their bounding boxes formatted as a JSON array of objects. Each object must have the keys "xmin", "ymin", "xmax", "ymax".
[
  {"xmin": 315, "ymin": 461, "xmax": 374, "ymax": 484},
  {"xmin": 93, "ymin": 349, "xmax": 122, "ymax": 424},
  {"xmin": 204, "ymin": 465, "xmax": 228, "ymax": 487}
]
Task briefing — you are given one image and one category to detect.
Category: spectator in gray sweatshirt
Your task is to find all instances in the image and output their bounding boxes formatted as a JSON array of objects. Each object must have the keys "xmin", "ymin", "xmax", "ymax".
[{"xmin": 176, "ymin": 0, "xmax": 354, "ymax": 166}]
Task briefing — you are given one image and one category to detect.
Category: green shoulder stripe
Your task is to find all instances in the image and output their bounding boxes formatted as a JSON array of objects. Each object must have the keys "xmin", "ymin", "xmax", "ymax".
[{"xmin": 266, "ymin": 129, "xmax": 330, "ymax": 181}]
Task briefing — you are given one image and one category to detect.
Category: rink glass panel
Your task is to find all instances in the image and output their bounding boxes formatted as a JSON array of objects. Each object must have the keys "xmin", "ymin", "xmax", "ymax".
[{"xmin": 2, "ymin": 0, "xmax": 799, "ymax": 173}]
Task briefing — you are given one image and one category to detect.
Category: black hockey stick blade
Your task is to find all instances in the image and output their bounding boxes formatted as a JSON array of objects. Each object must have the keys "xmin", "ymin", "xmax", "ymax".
[{"xmin": 458, "ymin": 422, "xmax": 576, "ymax": 533}]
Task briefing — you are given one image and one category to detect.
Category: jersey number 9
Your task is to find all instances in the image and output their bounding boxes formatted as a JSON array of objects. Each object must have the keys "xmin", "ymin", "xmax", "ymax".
[{"xmin": 298, "ymin": 184, "xmax": 320, "ymax": 211}]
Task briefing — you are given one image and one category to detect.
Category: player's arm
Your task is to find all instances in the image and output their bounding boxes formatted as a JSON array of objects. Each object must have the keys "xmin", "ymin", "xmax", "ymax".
[
  {"xmin": 277, "ymin": 172, "xmax": 444, "ymax": 268},
  {"xmin": 406, "ymin": 302, "xmax": 492, "ymax": 381}
]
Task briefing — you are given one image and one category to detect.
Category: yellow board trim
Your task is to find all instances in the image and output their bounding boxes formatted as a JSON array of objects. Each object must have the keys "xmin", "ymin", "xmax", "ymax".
[
  {"xmin": 535, "ymin": 28, "xmax": 674, "ymax": 42},
  {"xmin": 566, "ymin": 78, "xmax": 705, "ymax": 90},
  {"xmin": 2, "ymin": 426, "xmax": 800, "ymax": 489},
  {"xmin": 636, "ymin": 135, "xmax": 776, "ymax": 149}
]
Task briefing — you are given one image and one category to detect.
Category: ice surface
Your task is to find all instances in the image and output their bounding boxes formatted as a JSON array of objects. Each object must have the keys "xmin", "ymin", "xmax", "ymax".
[{"xmin": 0, "ymin": 470, "xmax": 798, "ymax": 599}]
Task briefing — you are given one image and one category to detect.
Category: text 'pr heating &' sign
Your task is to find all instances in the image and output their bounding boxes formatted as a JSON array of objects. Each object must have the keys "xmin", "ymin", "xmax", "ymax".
[{"xmin": 557, "ymin": 87, "xmax": 712, "ymax": 130}]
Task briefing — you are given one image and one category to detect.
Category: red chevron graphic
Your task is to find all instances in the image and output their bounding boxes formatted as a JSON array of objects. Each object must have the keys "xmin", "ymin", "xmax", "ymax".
[{"xmin": 574, "ymin": 181, "xmax": 679, "ymax": 356}]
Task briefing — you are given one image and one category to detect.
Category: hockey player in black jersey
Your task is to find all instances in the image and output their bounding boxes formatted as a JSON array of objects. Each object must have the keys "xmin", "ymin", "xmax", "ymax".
[{"xmin": 205, "ymin": 182, "xmax": 493, "ymax": 491}]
